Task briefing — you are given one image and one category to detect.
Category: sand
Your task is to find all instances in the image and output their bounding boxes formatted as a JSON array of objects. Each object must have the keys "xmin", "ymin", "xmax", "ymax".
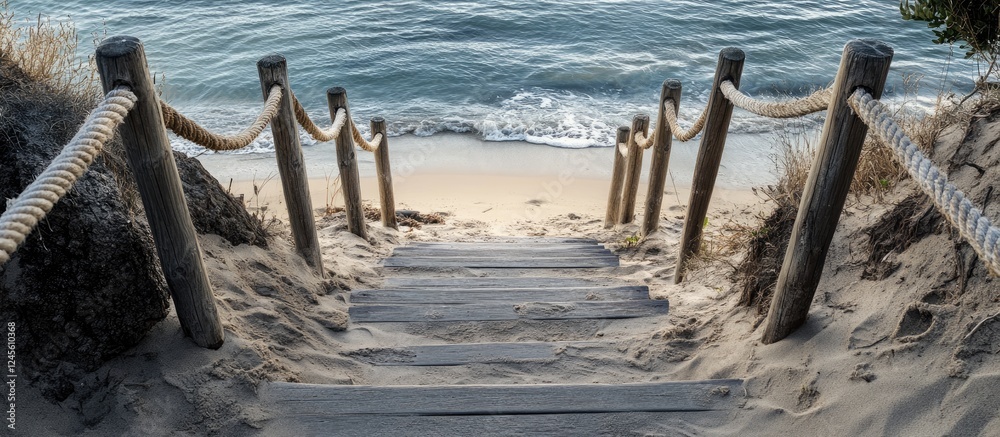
[{"xmin": 13, "ymin": 131, "xmax": 1000, "ymax": 435}]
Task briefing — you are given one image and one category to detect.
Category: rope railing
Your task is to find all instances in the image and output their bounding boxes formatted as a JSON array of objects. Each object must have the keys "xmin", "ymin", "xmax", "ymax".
[
  {"xmin": 290, "ymin": 93, "xmax": 382, "ymax": 152},
  {"xmin": 617, "ymin": 141, "xmax": 630, "ymax": 158},
  {"xmin": 160, "ymin": 84, "xmax": 282, "ymax": 151},
  {"xmin": 293, "ymin": 94, "xmax": 347, "ymax": 142},
  {"xmin": 720, "ymin": 80, "xmax": 832, "ymax": 118},
  {"xmin": 849, "ymin": 89, "xmax": 1000, "ymax": 273},
  {"xmin": 663, "ymin": 103, "xmax": 709, "ymax": 142},
  {"xmin": 0, "ymin": 88, "xmax": 137, "ymax": 266}
]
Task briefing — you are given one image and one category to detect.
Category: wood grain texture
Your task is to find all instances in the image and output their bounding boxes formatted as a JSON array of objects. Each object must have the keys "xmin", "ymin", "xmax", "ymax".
[
  {"xmin": 391, "ymin": 247, "xmax": 612, "ymax": 257},
  {"xmin": 642, "ymin": 80, "xmax": 681, "ymax": 238},
  {"xmin": 264, "ymin": 411, "xmax": 735, "ymax": 436},
  {"xmin": 383, "ymin": 277, "xmax": 605, "ymax": 288},
  {"xmin": 674, "ymin": 47, "xmax": 745, "ymax": 284},
  {"xmin": 605, "ymin": 126, "xmax": 631, "ymax": 228},
  {"xmin": 327, "ymin": 87, "xmax": 368, "ymax": 239},
  {"xmin": 370, "ymin": 116, "xmax": 397, "ymax": 229},
  {"xmin": 382, "ymin": 256, "xmax": 619, "ymax": 268},
  {"xmin": 763, "ymin": 40, "xmax": 893, "ymax": 344},
  {"xmin": 257, "ymin": 55, "xmax": 325, "ymax": 274},
  {"xmin": 619, "ymin": 114, "xmax": 650, "ymax": 224},
  {"xmin": 401, "ymin": 242, "xmax": 603, "ymax": 250},
  {"xmin": 350, "ymin": 285, "xmax": 649, "ymax": 304},
  {"xmin": 96, "ymin": 36, "xmax": 224, "ymax": 349},
  {"xmin": 344, "ymin": 341, "xmax": 606, "ymax": 366},
  {"xmin": 349, "ymin": 299, "xmax": 668, "ymax": 322},
  {"xmin": 264, "ymin": 379, "xmax": 742, "ymax": 415}
]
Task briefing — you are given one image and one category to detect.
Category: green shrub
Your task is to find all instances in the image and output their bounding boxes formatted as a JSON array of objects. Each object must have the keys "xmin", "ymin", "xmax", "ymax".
[{"xmin": 900, "ymin": 0, "xmax": 1000, "ymax": 82}]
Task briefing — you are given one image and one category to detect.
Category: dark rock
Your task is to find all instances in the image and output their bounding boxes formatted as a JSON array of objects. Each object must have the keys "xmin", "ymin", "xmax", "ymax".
[
  {"xmin": 174, "ymin": 151, "xmax": 268, "ymax": 248},
  {"xmin": 0, "ymin": 78, "xmax": 170, "ymax": 400}
]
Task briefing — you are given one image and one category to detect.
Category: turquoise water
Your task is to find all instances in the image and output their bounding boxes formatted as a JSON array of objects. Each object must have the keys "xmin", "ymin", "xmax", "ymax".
[{"xmin": 17, "ymin": 1, "xmax": 977, "ymax": 156}]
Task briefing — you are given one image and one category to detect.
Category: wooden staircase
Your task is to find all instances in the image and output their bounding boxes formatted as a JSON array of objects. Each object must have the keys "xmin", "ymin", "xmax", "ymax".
[{"xmin": 262, "ymin": 238, "xmax": 743, "ymax": 435}]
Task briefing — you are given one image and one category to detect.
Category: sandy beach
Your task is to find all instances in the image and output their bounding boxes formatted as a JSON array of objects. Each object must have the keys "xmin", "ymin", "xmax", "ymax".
[{"xmin": 9, "ymin": 121, "xmax": 1000, "ymax": 435}]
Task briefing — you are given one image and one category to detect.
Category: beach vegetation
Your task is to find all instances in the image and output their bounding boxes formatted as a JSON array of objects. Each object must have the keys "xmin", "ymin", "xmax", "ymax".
[
  {"xmin": 0, "ymin": 1, "xmax": 97, "ymax": 96},
  {"xmin": 900, "ymin": 0, "xmax": 1000, "ymax": 85}
]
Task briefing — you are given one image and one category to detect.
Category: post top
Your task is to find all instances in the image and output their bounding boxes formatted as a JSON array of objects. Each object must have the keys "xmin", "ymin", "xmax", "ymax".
[
  {"xmin": 616, "ymin": 126, "xmax": 631, "ymax": 134},
  {"xmin": 371, "ymin": 116, "xmax": 386, "ymax": 123},
  {"xmin": 96, "ymin": 35, "xmax": 142, "ymax": 58},
  {"xmin": 633, "ymin": 114, "xmax": 650, "ymax": 122},
  {"xmin": 327, "ymin": 87, "xmax": 347, "ymax": 96},
  {"xmin": 720, "ymin": 47, "xmax": 745, "ymax": 62},
  {"xmin": 845, "ymin": 39, "xmax": 893, "ymax": 59},
  {"xmin": 257, "ymin": 54, "xmax": 287, "ymax": 69},
  {"xmin": 664, "ymin": 79, "xmax": 682, "ymax": 89}
]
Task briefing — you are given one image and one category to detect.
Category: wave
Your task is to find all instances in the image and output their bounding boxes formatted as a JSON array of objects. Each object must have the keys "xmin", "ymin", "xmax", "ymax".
[{"xmin": 169, "ymin": 85, "xmax": 843, "ymax": 156}]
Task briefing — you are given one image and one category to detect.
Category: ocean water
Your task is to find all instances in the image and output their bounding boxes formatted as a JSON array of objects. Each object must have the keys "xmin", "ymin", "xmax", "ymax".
[{"xmin": 17, "ymin": 0, "xmax": 977, "ymax": 157}]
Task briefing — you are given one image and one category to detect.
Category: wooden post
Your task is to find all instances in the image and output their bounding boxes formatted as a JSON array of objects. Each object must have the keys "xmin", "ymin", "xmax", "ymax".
[
  {"xmin": 619, "ymin": 115, "xmax": 650, "ymax": 225},
  {"xmin": 641, "ymin": 80, "xmax": 681, "ymax": 238},
  {"xmin": 327, "ymin": 88, "xmax": 368, "ymax": 239},
  {"xmin": 673, "ymin": 48, "xmax": 744, "ymax": 284},
  {"xmin": 761, "ymin": 40, "xmax": 893, "ymax": 344},
  {"xmin": 257, "ymin": 55, "xmax": 325, "ymax": 275},
  {"xmin": 604, "ymin": 126, "xmax": 631, "ymax": 228},
  {"xmin": 371, "ymin": 117, "xmax": 397, "ymax": 229},
  {"xmin": 95, "ymin": 36, "xmax": 224, "ymax": 349}
]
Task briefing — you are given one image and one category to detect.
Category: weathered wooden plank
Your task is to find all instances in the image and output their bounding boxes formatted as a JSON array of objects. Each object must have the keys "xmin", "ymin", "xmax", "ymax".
[
  {"xmin": 401, "ymin": 243, "xmax": 605, "ymax": 251},
  {"xmin": 344, "ymin": 341, "xmax": 606, "ymax": 366},
  {"xmin": 264, "ymin": 411, "xmax": 734, "ymax": 437},
  {"xmin": 264, "ymin": 379, "xmax": 742, "ymax": 415},
  {"xmin": 350, "ymin": 286, "xmax": 649, "ymax": 304},
  {"xmin": 383, "ymin": 256, "xmax": 619, "ymax": 269},
  {"xmin": 410, "ymin": 237, "xmax": 599, "ymax": 244},
  {"xmin": 391, "ymin": 247, "xmax": 613, "ymax": 257},
  {"xmin": 383, "ymin": 277, "xmax": 605, "ymax": 289},
  {"xmin": 387, "ymin": 253, "xmax": 614, "ymax": 262},
  {"xmin": 349, "ymin": 299, "xmax": 668, "ymax": 322}
]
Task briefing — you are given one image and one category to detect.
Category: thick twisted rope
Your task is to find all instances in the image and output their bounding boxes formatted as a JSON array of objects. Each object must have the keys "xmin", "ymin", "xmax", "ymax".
[
  {"xmin": 720, "ymin": 81, "xmax": 832, "ymax": 118},
  {"xmin": 617, "ymin": 141, "xmax": 630, "ymax": 158},
  {"xmin": 634, "ymin": 131, "xmax": 656, "ymax": 150},
  {"xmin": 662, "ymin": 103, "xmax": 708, "ymax": 142},
  {"xmin": 849, "ymin": 90, "xmax": 1000, "ymax": 273},
  {"xmin": 293, "ymin": 94, "xmax": 347, "ymax": 142},
  {"xmin": 0, "ymin": 88, "xmax": 137, "ymax": 266},
  {"xmin": 632, "ymin": 100, "xmax": 711, "ymax": 147},
  {"xmin": 160, "ymin": 84, "xmax": 282, "ymax": 151},
  {"xmin": 351, "ymin": 123, "xmax": 382, "ymax": 153},
  {"xmin": 291, "ymin": 95, "xmax": 382, "ymax": 152}
]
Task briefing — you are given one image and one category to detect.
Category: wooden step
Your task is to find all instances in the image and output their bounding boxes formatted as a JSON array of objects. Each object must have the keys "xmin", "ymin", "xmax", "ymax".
[
  {"xmin": 350, "ymin": 286, "xmax": 649, "ymax": 305},
  {"xmin": 264, "ymin": 411, "xmax": 735, "ymax": 436},
  {"xmin": 400, "ymin": 243, "xmax": 605, "ymax": 251},
  {"xmin": 349, "ymin": 299, "xmax": 668, "ymax": 322},
  {"xmin": 391, "ymin": 247, "xmax": 613, "ymax": 257},
  {"xmin": 407, "ymin": 237, "xmax": 599, "ymax": 244},
  {"xmin": 383, "ymin": 277, "xmax": 607, "ymax": 289},
  {"xmin": 383, "ymin": 256, "xmax": 619, "ymax": 269},
  {"xmin": 344, "ymin": 341, "xmax": 606, "ymax": 366},
  {"xmin": 264, "ymin": 380, "xmax": 744, "ymax": 416}
]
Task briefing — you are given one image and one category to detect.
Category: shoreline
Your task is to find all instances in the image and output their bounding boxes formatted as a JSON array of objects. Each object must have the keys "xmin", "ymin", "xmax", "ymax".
[
  {"xmin": 193, "ymin": 131, "xmax": 791, "ymax": 191},
  {"xmin": 195, "ymin": 132, "xmax": 776, "ymax": 223}
]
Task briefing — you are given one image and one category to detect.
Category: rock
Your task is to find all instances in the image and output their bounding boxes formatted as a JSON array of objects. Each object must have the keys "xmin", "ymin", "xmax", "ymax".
[
  {"xmin": 0, "ymin": 75, "xmax": 170, "ymax": 400},
  {"xmin": 174, "ymin": 151, "xmax": 268, "ymax": 248}
]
